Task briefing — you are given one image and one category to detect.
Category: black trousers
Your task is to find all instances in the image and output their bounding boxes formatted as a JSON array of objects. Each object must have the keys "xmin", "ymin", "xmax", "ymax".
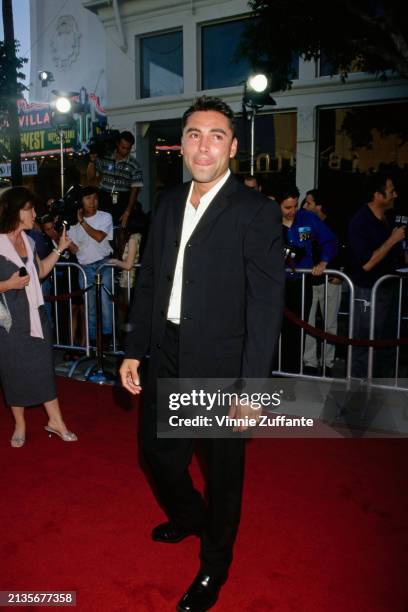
[
  {"xmin": 140, "ymin": 322, "xmax": 245, "ymax": 577},
  {"xmin": 352, "ymin": 284, "xmax": 399, "ymax": 378},
  {"xmin": 280, "ymin": 276, "xmax": 313, "ymax": 373}
]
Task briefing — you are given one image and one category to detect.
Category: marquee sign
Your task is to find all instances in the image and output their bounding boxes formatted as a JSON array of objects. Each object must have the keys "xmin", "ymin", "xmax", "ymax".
[{"xmin": 0, "ymin": 94, "xmax": 106, "ymax": 158}]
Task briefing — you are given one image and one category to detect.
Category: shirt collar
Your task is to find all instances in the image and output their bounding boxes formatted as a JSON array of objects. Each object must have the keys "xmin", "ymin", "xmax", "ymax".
[{"xmin": 187, "ymin": 169, "xmax": 231, "ymax": 208}]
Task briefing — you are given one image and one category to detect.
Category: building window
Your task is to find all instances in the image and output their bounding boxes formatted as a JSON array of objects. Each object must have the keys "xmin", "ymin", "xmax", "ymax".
[
  {"xmin": 231, "ymin": 112, "xmax": 297, "ymax": 190},
  {"xmin": 317, "ymin": 102, "xmax": 408, "ymax": 213},
  {"xmin": 318, "ymin": 50, "xmax": 364, "ymax": 77},
  {"xmin": 318, "ymin": 50, "xmax": 335, "ymax": 77},
  {"xmin": 140, "ymin": 30, "xmax": 183, "ymax": 98},
  {"xmin": 201, "ymin": 18, "xmax": 252, "ymax": 90},
  {"xmin": 288, "ymin": 53, "xmax": 299, "ymax": 80}
]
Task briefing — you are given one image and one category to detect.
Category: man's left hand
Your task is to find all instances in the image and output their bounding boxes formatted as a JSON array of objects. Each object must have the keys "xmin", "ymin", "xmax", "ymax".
[
  {"xmin": 228, "ymin": 398, "xmax": 262, "ymax": 432},
  {"xmin": 312, "ymin": 261, "xmax": 327, "ymax": 276}
]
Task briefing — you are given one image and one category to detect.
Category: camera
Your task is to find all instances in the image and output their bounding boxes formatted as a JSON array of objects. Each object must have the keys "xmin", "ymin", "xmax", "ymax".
[
  {"xmin": 87, "ymin": 129, "xmax": 120, "ymax": 158},
  {"xmin": 47, "ymin": 185, "xmax": 83, "ymax": 231},
  {"xmin": 283, "ymin": 244, "xmax": 306, "ymax": 266}
]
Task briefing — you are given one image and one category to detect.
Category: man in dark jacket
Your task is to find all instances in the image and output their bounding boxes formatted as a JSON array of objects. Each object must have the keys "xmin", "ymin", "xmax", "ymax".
[
  {"xmin": 120, "ymin": 96, "xmax": 284, "ymax": 612},
  {"xmin": 348, "ymin": 174, "xmax": 406, "ymax": 378}
]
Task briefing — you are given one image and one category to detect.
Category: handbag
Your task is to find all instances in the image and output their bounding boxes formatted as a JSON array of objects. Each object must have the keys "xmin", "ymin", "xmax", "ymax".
[{"xmin": 0, "ymin": 292, "xmax": 12, "ymax": 332}]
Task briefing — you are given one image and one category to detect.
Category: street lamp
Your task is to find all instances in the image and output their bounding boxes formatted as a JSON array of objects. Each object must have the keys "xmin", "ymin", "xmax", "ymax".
[
  {"xmin": 50, "ymin": 95, "xmax": 74, "ymax": 197},
  {"xmin": 243, "ymin": 73, "xmax": 277, "ymax": 176}
]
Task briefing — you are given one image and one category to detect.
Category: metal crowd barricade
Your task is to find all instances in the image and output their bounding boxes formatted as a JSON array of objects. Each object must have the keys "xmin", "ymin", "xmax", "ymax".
[
  {"xmin": 49, "ymin": 261, "xmax": 407, "ymax": 390},
  {"xmin": 368, "ymin": 273, "xmax": 407, "ymax": 388},
  {"xmin": 73, "ymin": 261, "xmax": 141, "ymax": 384},
  {"xmin": 95, "ymin": 261, "xmax": 141, "ymax": 355},
  {"xmin": 51, "ymin": 261, "xmax": 91, "ymax": 358},
  {"xmin": 275, "ymin": 268, "xmax": 355, "ymax": 380}
]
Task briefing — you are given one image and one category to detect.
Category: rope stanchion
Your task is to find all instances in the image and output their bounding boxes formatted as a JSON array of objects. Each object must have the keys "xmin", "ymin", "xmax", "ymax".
[
  {"xmin": 44, "ymin": 285, "xmax": 93, "ymax": 302},
  {"xmin": 284, "ymin": 307, "xmax": 408, "ymax": 348}
]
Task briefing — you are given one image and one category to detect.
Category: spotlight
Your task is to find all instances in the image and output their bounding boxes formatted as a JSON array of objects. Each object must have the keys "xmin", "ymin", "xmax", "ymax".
[
  {"xmin": 244, "ymin": 73, "xmax": 276, "ymax": 108},
  {"xmin": 247, "ymin": 74, "xmax": 268, "ymax": 93},
  {"xmin": 38, "ymin": 70, "xmax": 54, "ymax": 87},
  {"xmin": 51, "ymin": 95, "xmax": 74, "ymax": 129},
  {"xmin": 55, "ymin": 97, "xmax": 72, "ymax": 114}
]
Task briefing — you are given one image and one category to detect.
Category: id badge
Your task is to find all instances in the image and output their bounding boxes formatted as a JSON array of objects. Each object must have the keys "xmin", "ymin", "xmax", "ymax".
[
  {"xmin": 298, "ymin": 226, "xmax": 312, "ymax": 241},
  {"xmin": 112, "ymin": 192, "xmax": 118, "ymax": 205}
]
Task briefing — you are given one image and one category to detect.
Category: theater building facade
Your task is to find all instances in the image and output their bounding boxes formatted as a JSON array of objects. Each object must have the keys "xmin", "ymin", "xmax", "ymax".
[{"xmin": 30, "ymin": 0, "xmax": 408, "ymax": 212}]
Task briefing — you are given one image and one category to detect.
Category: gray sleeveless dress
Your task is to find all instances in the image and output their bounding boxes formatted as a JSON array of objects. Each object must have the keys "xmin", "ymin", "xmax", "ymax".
[{"xmin": 0, "ymin": 248, "xmax": 56, "ymax": 406}]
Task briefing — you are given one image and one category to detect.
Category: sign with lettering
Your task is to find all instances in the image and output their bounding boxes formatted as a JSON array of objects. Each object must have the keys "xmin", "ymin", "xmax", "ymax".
[
  {"xmin": 0, "ymin": 160, "xmax": 38, "ymax": 177},
  {"xmin": 0, "ymin": 94, "xmax": 106, "ymax": 158}
]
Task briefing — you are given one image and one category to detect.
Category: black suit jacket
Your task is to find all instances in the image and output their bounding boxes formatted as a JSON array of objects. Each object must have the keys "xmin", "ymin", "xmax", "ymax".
[{"xmin": 125, "ymin": 174, "xmax": 285, "ymax": 380}]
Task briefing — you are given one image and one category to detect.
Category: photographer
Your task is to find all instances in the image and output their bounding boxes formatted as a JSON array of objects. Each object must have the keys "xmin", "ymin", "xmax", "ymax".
[
  {"xmin": 275, "ymin": 184, "xmax": 337, "ymax": 373},
  {"xmin": 41, "ymin": 216, "xmax": 86, "ymax": 350},
  {"xmin": 86, "ymin": 130, "xmax": 143, "ymax": 228},
  {"xmin": 68, "ymin": 187, "xmax": 113, "ymax": 346}
]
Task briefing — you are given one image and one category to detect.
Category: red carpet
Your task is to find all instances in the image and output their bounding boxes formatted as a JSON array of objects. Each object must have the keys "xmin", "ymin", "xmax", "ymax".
[{"xmin": 1, "ymin": 377, "xmax": 407, "ymax": 611}]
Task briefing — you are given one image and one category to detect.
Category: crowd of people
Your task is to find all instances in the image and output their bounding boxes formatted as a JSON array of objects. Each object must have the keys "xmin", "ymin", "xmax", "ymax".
[
  {"xmin": 1, "ymin": 135, "xmax": 407, "ymax": 376},
  {"xmin": 244, "ymin": 172, "xmax": 407, "ymax": 378},
  {"xmin": 0, "ymin": 95, "xmax": 407, "ymax": 612}
]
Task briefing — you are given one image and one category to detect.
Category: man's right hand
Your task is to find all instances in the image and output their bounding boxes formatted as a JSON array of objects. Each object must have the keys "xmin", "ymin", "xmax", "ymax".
[
  {"xmin": 389, "ymin": 225, "xmax": 406, "ymax": 245},
  {"xmin": 120, "ymin": 358, "xmax": 142, "ymax": 395},
  {"xmin": 7, "ymin": 271, "xmax": 30, "ymax": 290}
]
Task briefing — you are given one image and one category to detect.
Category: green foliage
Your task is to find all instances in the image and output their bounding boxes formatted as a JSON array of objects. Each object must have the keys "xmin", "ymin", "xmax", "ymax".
[
  {"xmin": 241, "ymin": 0, "xmax": 408, "ymax": 90},
  {"xmin": 0, "ymin": 40, "xmax": 27, "ymax": 111}
]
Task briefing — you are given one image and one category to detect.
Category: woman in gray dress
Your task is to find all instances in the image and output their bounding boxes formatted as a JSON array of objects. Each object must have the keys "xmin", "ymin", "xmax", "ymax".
[{"xmin": 0, "ymin": 187, "xmax": 77, "ymax": 447}]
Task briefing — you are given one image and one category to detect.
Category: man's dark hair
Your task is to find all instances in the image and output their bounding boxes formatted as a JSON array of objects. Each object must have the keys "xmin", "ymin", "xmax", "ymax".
[
  {"xmin": 182, "ymin": 96, "xmax": 235, "ymax": 134},
  {"xmin": 244, "ymin": 174, "xmax": 261, "ymax": 186},
  {"xmin": 364, "ymin": 173, "xmax": 391, "ymax": 201},
  {"xmin": 80, "ymin": 186, "xmax": 99, "ymax": 201},
  {"xmin": 306, "ymin": 188, "xmax": 327, "ymax": 211},
  {"xmin": 306, "ymin": 188, "xmax": 319, "ymax": 201},
  {"xmin": 119, "ymin": 130, "xmax": 135, "ymax": 146},
  {"xmin": 0, "ymin": 186, "xmax": 34, "ymax": 233},
  {"xmin": 40, "ymin": 214, "xmax": 54, "ymax": 226},
  {"xmin": 273, "ymin": 183, "xmax": 300, "ymax": 204}
]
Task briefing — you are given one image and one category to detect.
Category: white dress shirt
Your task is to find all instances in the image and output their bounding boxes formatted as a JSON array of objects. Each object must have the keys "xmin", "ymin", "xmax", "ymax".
[{"xmin": 167, "ymin": 169, "xmax": 231, "ymax": 323}]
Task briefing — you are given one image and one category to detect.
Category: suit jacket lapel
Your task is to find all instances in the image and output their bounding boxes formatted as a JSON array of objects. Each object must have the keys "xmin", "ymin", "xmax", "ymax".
[
  {"xmin": 167, "ymin": 174, "xmax": 239, "ymax": 244},
  {"xmin": 170, "ymin": 182, "xmax": 191, "ymax": 244},
  {"xmin": 189, "ymin": 174, "xmax": 239, "ymax": 240}
]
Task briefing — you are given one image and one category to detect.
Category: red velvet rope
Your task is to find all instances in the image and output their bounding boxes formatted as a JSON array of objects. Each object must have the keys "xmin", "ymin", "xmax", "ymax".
[
  {"xmin": 284, "ymin": 307, "xmax": 408, "ymax": 348},
  {"xmin": 44, "ymin": 292, "xmax": 407, "ymax": 348}
]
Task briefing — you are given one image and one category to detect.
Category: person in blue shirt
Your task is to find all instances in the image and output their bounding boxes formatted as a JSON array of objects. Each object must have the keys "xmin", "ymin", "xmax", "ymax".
[{"xmin": 274, "ymin": 184, "xmax": 338, "ymax": 373}]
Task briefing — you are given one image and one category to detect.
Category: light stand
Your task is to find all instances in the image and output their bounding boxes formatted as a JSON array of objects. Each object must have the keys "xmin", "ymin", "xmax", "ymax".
[
  {"xmin": 244, "ymin": 94, "xmax": 261, "ymax": 177},
  {"xmin": 59, "ymin": 129, "xmax": 65, "ymax": 197},
  {"xmin": 243, "ymin": 74, "xmax": 277, "ymax": 176},
  {"xmin": 51, "ymin": 95, "xmax": 73, "ymax": 197}
]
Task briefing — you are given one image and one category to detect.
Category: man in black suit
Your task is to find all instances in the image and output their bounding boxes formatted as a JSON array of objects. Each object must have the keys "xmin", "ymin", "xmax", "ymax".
[{"xmin": 120, "ymin": 96, "xmax": 284, "ymax": 612}]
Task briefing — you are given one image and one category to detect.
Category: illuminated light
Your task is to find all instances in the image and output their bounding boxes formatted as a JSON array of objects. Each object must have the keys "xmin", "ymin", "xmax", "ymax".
[
  {"xmin": 247, "ymin": 74, "xmax": 268, "ymax": 93},
  {"xmin": 55, "ymin": 97, "xmax": 72, "ymax": 113}
]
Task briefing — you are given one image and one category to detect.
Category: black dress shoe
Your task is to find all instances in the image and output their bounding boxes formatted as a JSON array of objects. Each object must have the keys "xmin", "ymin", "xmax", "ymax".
[
  {"xmin": 176, "ymin": 572, "xmax": 226, "ymax": 612},
  {"xmin": 151, "ymin": 522, "xmax": 200, "ymax": 543}
]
